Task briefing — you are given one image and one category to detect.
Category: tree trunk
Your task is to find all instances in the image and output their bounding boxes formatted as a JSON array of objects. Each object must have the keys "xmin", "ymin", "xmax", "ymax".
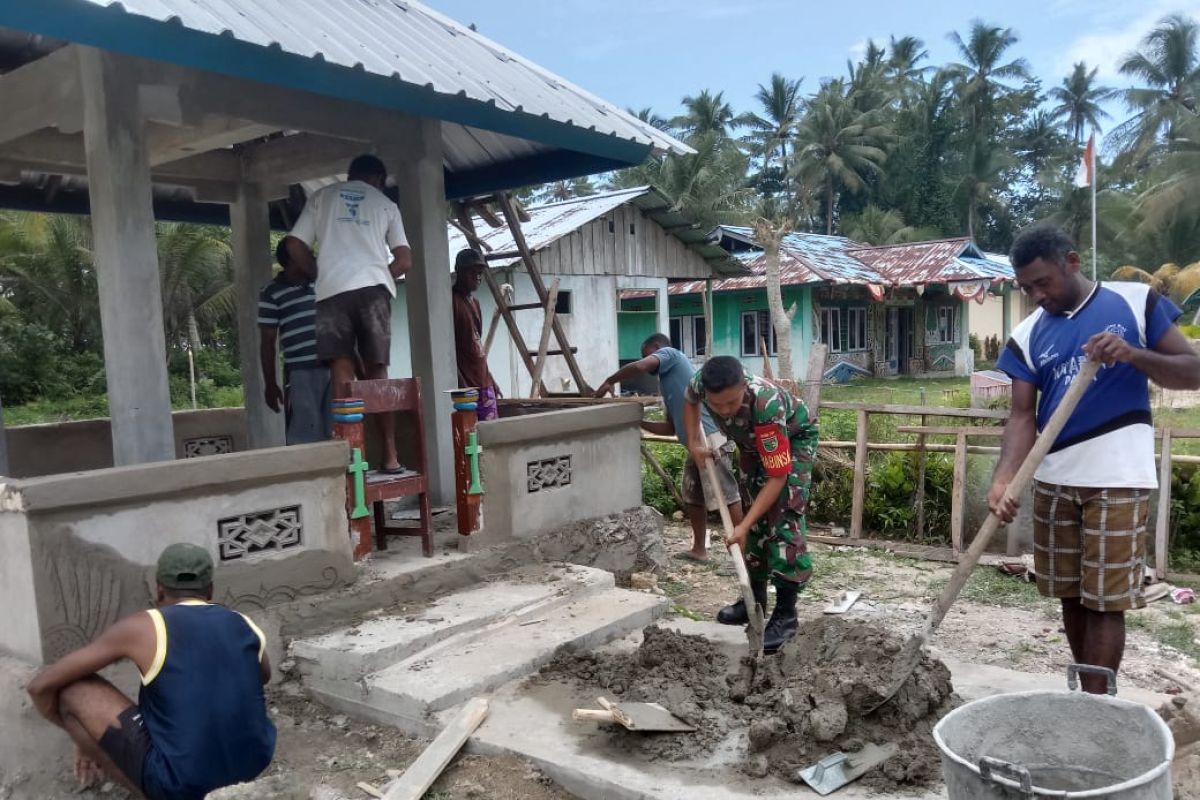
[
  {"xmin": 757, "ymin": 218, "xmax": 796, "ymax": 382},
  {"xmin": 826, "ymin": 174, "xmax": 834, "ymax": 236},
  {"xmin": 967, "ymin": 201, "xmax": 975, "ymax": 240}
]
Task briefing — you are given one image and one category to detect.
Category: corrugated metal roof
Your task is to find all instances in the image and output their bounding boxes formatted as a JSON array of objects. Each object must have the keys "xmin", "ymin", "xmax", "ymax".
[
  {"xmin": 3, "ymin": 1, "xmax": 689, "ymax": 172},
  {"xmin": 668, "ymin": 228, "xmax": 1014, "ymax": 295},
  {"xmin": 446, "ymin": 186, "xmax": 741, "ymax": 275}
]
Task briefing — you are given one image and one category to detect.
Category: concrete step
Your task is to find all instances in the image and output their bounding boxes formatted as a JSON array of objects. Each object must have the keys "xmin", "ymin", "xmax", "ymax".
[
  {"xmin": 312, "ymin": 587, "xmax": 668, "ymax": 735},
  {"xmin": 292, "ymin": 564, "xmax": 613, "ymax": 689}
]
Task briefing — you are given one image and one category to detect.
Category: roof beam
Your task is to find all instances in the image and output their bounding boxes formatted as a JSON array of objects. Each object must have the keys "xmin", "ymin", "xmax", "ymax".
[
  {"xmin": 146, "ymin": 117, "xmax": 277, "ymax": 167},
  {"xmin": 239, "ymin": 132, "xmax": 371, "ymax": 187},
  {"xmin": 0, "ymin": 44, "xmax": 82, "ymax": 147}
]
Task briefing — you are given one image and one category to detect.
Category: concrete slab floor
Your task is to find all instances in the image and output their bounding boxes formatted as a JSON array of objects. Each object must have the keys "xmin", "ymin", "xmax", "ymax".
[{"xmin": 462, "ymin": 618, "xmax": 1171, "ymax": 800}]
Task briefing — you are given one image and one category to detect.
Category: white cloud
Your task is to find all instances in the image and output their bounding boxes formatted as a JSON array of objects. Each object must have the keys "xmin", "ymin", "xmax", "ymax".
[
  {"xmin": 1058, "ymin": 2, "xmax": 1199, "ymax": 81},
  {"xmin": 848, "ymin": 35, "xmax": 887, "ymax": 60}
]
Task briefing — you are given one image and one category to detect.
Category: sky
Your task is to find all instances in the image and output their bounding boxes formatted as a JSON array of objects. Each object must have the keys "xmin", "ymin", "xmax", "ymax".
[{"xmin": 428, "ymin": 0, "xmax": 1200, "ymax": 139}]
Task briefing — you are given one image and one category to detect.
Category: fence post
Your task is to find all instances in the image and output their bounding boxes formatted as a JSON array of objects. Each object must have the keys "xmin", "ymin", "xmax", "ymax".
[
  {"xmin": 1156, "ymin": 428, "xmax": 1173, "ymax": 579},
  {"xmin": 914, "ymin": 414, "xmax": 928, "ymax": 538},
  {"xmin": 851, "ymin": 409, "xmax": 869, "ymax": 539},
  {"xmin": 950, "ymin": 432, "xmax": 968, "ymax": 554}
]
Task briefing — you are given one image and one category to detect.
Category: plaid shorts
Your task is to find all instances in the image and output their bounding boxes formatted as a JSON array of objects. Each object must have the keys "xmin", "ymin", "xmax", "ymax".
[
  {"xmin": 680, "ymin": 436, "xmax": 740, "ymax": 512},
  {"xmin": 1032, "ymin": 481, "xmax": 1151, "ymax": 612}
]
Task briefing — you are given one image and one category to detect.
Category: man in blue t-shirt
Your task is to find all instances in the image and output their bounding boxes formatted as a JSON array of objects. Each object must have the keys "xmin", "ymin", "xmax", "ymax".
[
  {"xmin": 596, "ymin": 334, "xmax": 744, "ymax": 562},
  {"xmin": 989, "ymin": 224, "xmax": 1200, "ymax": 693}
]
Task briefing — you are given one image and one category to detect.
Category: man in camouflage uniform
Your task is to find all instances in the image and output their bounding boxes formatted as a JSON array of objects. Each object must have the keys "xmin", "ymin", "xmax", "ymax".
[{"xmin": 683, "ymin": 356, "xmax": 818, "ymax": 653}]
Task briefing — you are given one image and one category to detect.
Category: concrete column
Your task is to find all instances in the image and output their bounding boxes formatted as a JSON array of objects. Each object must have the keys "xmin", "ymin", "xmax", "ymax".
[
  {"xmin": 1001, "ymin": 284, "xmax": 1013, "ymax": 341},
  {"xmin": 231, "ymin": 182, "xmax": 285, "ymax": 449},
  {"xmin": 393, "ymin": 117, "xmax": 455, "ymax": 504},
  {"xmin": 79, "ymin": 48, "xmax": 175, "ymax": 466}
]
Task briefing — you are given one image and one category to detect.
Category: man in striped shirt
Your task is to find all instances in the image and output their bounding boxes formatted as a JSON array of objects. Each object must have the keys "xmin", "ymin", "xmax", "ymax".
[{"xmin": 258, "ymin": 240, "xmax": 331, "ymax": 444}]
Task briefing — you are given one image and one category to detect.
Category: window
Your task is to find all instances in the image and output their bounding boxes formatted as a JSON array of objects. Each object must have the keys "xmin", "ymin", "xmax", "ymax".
[
  {"xmin": 847, "ymin": 307, "xmax": 869, "ymax": 351},
  {"xmin": 820, "ymin": 308, "xmax": 843, "ymax": 353},
  {"xmin": 741, "ymin": 310, "xmax": 779, "ymax": 357},
  {"xmin": 555, "ymin": 291, "xmax": 572, "ymax": 315},
  {"xmin": 937, "ymin": 305, "xmax": 957, "ymax": 343},
  {"xmin": 669, "ymin": 315, "xmax": 708, "ymax": 357}
]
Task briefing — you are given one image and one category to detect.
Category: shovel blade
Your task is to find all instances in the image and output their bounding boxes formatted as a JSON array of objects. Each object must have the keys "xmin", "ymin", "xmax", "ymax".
[{"xmin": 866, "ymin": 635, "xmax": 925, "ymax": 715}]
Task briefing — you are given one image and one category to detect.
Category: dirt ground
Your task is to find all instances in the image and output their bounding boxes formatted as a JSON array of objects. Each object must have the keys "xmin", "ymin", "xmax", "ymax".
[{"xmin": 655, "ymin": 520, "xmax": 1200, "ymax": 693}]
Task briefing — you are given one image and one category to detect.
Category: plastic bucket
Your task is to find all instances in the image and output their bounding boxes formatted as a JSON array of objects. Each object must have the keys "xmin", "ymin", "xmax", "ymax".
[{"xmin": 933, "ymin": 688, "xmax": 1173, "ymax": 798}]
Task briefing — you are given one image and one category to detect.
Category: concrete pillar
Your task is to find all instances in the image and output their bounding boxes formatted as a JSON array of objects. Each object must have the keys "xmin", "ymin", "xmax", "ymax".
[
  {"xmin": 393, "ymin": 118, "xmax": 455, "ymax": 504},
  {"xmin": 79, "ymin": 47, "xmax": 174, "ymax": 466},
  {"xmin": 1002, "ymin": 284, "xmax": 1013, "ymax": 341},
  {"xmin": 231, "ymin": 182, "xmax": 285, "ymax": 449}
]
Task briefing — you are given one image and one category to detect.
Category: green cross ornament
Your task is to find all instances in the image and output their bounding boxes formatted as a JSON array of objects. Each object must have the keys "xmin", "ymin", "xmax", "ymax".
[
  {"xmin": 465, "ymin": 432, "xmax": 484, "ymax": 495},
  {"xmin": 348, "ymin": 447, "xmax": 370, "ymax": 518}
]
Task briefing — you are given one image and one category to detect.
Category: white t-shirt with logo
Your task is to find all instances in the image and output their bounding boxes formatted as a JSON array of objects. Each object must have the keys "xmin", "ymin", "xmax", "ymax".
[{"xmin": 288, "ymin": 180, "xmax": 409, "ymax": 301}]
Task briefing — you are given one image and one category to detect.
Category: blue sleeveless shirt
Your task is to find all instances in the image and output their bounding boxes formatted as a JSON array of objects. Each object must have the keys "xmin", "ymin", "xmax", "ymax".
[{"xmin": 139, "ymin": 601, "xmax": 276, "ymax": 799}]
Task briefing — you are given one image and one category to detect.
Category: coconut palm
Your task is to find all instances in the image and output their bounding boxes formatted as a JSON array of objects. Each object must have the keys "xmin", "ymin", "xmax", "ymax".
[
  {"xmin": 947, "ymin": 21, "xmax": 1031, "ymax": 137},
  {"xmin": 1048, "ymin": 62, "xmax": 1117, "ymax": 143},
  {"xmin": 672, "ymin": 90, "xmax": 738, "ymax": 140},
  {"xmin": 957, "ymin": 141, "xmax": 1013, "ymax": 239},
  {"xmin": 1136, "ymin": 112, "xmax": 1200, "ymax": 252},
  {"xmin": 156, "ymin": 222, "xmax": 233, "ymax": 354},
  {"xmin": 792, "ymin": 82, "xmax": 893, "ymax": 235},
  {"xmin": 886, "ymin": 35, "xmax": 931, "ymax": 102},
  {"xmin": 840, "ymin": 205, "xmax": 938, "ymax": 245},
  {"xmin": 1112, "ymin": 14, "xmax": 1200, "ymax": 161},
  {"xmin": 629, "ymin": 107, "xmax": 672, "ymax": 133},
  {"xmin": 740, "ymin": 73, "xmax": 804, "ymax": 183}
]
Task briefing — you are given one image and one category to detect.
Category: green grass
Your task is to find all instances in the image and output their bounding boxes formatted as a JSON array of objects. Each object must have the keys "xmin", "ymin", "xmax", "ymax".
[
  {"xmin": 6, "ymin": 386, "xmax": 246, "ymax": 426},
  {"xmin": 927, "ymin": 567, "xmax": 1052, "ymax": 610},
  {"xmin": 820, "ymin": 375, "xmax": 971, "ymax": 407}
]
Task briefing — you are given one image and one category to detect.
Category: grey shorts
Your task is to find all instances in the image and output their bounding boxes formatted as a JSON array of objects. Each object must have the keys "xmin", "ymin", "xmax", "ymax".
[
  {"xmin": 316, "ymin": 285, "xmax": 392, "ymax": 366},
  {"xmin": 286, "ymin": 367, "xmax": 332, "ymax": 445},
  {"xmin": 682, "ymin": 437, "xmax": 740, "ymax": 511}
]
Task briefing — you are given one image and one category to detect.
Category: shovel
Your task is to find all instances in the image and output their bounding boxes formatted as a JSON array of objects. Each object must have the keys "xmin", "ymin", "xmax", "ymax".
[
  {"xmin": 798, "ymin": 742, "xmax": 898, "ymax": 795},
  {"xmin": 572, "ymin": 696, "xmax": 697, "ymax": 732},
  {"xmin": 702, "ymin": 437, "xmax": 765, "ymax": 660},
  {"xmin": 868, "ymin": 358, "xmax": 1101, "ymax": 714}
]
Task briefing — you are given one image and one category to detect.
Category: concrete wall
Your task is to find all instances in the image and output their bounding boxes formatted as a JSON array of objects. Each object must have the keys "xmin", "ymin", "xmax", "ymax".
[
  {"xmin": 391, "ymin": 274, "xmax": 667, "ymax": 398},
  {"xmin": 476, "ymin": 403, "xmax": 643, "ymax": 544},
  {"xmin": 0, "ymin": 441, "xmax": 354, "ymax": 664},
  {"xmin": 4, "ymin": 407, "xmax": 249, "ymax": 478}
]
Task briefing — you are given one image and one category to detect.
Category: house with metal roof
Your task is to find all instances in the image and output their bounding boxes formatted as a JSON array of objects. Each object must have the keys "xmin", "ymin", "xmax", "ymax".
[
  {"xmin": 0, "ymin": 0, "xmax": 688, "ymax": 492},
  {"xmin": 664, "ymin": 226, "xmax": 1016, "ymax": 380},
  {"xmin": 387, "ymin": 186, "xmax": 740, "ymax": 396}
]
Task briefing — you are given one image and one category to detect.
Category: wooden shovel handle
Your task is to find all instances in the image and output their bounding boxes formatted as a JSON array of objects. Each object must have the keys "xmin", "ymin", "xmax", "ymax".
[
  {"xmin": 702, "ymin": 441, "xmax": 764, "ymax": 647},
  {"xmin": 572, "ymin": 709, "xmax": 616, "ymax": 722},
  {"xmin": 922, "ymin": 359, "xmax": 1101, "ymax": 638}
]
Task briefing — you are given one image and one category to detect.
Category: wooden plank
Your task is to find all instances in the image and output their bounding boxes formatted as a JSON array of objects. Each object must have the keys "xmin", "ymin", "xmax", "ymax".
[
  {"xmin": 850, "ymin": 409, "xmax": 869, "ymax": 539},
  {"xmin": 950, "ymin": 432, "xmax": 968, "ymax": 554},
  {"xmin": 915, "ymin": 413, "xmax": 928, "ymax": 539},
  {"xmin": 896, "ymin": 425, "xmax": 1005, "ymax": 437},
  {"xmin": 529, "ymin": 279, "xmax": 560, "ymax": 398},
  {"xmin": 496, "ymin": 192, "xmax": 591, "ymax": 393},
  {"xmin": 1157, "ymin": 428, "xmax": 1173, "ymax": 580},
  {"xmin": 820, "ymin": 402, "xmax": 1009, "ymax": 419},
  {"xmin": 382, "ymin": 698, "xmax": 489, "ymax": 800}
]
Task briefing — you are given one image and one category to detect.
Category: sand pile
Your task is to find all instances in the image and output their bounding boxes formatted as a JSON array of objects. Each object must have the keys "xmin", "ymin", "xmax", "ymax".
[
  {"xmin": 1159, "ymin": 694, "xmax": 1200, "ymax": 798},
  {"xmin": 540, "ymin": 617, "xmax": 956, "ymax": 789}
]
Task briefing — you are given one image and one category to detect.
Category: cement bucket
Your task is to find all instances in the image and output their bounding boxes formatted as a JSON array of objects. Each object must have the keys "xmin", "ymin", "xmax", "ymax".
[{"xmin": 933, "ymin": 668, "xmax": 1173, "ymax": 799}]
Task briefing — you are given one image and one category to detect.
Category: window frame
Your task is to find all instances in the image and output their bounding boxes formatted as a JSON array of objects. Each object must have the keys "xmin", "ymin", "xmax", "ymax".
[
  {"xmin": 741, "ymin": 310, "xmax": 779, "ymax": 357},
  {"xmin": 936, "ymin": 305, "xmax": 957, "ymax": 344},
  {"xmin": 846, "ymin": 306, "xmax": 869, "ymax": 352}
]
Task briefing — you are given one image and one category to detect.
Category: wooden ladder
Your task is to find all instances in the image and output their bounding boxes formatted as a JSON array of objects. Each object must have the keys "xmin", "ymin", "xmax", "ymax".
[{"xmin": 450, "ymin": 191, "xmax": 591, "ymax": 397}]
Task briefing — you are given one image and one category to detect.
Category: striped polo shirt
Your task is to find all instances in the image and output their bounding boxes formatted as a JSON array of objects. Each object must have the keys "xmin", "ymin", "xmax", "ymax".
[{"xmin": 257, "ymin": 275, "xmax": 320, "ymax": 371}]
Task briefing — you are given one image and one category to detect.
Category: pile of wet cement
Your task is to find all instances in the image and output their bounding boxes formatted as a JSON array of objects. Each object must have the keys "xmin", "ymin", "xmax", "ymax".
[{"xmin": 540, "ymin": 617, "xmax": 956, "ymax": 789}]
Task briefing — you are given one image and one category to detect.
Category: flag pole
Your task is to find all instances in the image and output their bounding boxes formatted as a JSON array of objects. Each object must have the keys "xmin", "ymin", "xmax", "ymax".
[{"xmin": 1091, "ymin": 131, "xmax": 1098, "ymax": 281}]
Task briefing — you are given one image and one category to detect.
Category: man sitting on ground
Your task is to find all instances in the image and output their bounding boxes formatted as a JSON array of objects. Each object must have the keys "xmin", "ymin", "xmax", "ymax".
[
  {"xmin": 595, "ymin": 333, "xmax": 744, "ymax": 562},
  {"xmin": 259, "ymin": 238, "xmax": 332, "ymax": 444},
  {"xmin": 27, "ymin": 544, "xmax": 276, "ymax": 799},
  {"xmin": 284, "ymin": 153, "xmax": 412, "ymax": 472},
  {"xmin": 684, "ymin": 356, "xmax": 819, "ymax": 653}
]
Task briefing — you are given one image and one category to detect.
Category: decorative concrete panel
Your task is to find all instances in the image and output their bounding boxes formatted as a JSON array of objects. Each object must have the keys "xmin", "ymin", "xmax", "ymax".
[
  {"xmin": 526, "ymin": 456, "xmax": 572, "ymax": 492},
  {"xmin": 184, "ymin": 435, "xmax": 234, "ymax": 458},
  {"xmin": 218, "ymin": 505, "xmax": 302, "ymax": 561}
]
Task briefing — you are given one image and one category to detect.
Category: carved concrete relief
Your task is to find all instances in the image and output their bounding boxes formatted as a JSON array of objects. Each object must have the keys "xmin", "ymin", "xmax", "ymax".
[
  {"xmin": 218, "ymin": 505, "xmax": 302, "ymax": 561},
  {"xmin": 527, "ymin": 456, "xmax": 572, "ymax": 492},
  {"xmin": 184, "ymin": 435, "xmax": 234, "ymax": 458}
]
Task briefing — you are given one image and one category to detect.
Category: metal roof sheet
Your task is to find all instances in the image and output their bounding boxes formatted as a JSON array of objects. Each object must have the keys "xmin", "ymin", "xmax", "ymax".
[
  {"xmin": 6, "ymin": 1, "xmax": 689, "ymax": 165},
  {"xmin": 446, "ymin": 186, "xmax": 740, "ymax": 275}
]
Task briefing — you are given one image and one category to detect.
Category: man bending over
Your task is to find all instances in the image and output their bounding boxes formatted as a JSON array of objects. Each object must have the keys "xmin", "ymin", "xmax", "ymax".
[{"xmin": 27, "ymin": 544, "xmax": 276, "ymax": 799}]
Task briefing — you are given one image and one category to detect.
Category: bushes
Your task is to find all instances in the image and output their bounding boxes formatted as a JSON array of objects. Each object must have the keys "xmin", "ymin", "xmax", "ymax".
[{"xmin": 641, "ymin": 440, "xmax": 687, "ymax": 517}]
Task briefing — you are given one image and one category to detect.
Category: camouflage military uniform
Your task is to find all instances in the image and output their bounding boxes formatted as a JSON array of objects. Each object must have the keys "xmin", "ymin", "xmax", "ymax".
[{"xmin": 685, "ymin": 370, "xmax": 818, "ymax": 586}]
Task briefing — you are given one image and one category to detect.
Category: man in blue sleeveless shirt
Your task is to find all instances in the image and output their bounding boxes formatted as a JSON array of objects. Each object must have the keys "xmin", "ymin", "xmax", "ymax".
[
  {"xmin": 27, "ymin": 544, "xmax": 276, "ymax": 798},
  {"xmin": 989, "ymin": 224, "xmax": 1200, "ymax": 693}
]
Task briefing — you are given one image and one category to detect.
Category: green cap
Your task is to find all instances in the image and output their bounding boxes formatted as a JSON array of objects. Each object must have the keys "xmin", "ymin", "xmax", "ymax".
[{"xmin": 156, "ymin": 543, "xmax": 214, "ymax": 590}]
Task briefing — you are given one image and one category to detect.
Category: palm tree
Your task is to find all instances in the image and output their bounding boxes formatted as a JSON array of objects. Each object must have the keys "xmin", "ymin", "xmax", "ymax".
[
  {"xmin": 1112, "ymin": 14, "xmax": 1200, "ymax": 161},
  {"xmin": 740, "ymin": 73, "xmax": 804, "ymax": 184},
  {"xmin": 629, "ymin": 107, "xmax": 672, "ymax": 133},
  {"xmin": 841, "ymin": 205, "xmax": 937, "ymax": 245},
  {"xmin": 947, "ymin": 21, "xmax": 1031, "ymax": 137},
  {"xmin": 957, "ymin": 141, "xmax": 1012, "ymax": 239},
  {"xmin": 1048, "ymin": 62, "xmax": 1117, "ymax": 143},
  {"xmin": 156, "ymin": 222, "xmax": 233, "ymax": 355},
  {"xmin": 1136, "ymin": 112, "xmax": 1200, "ymax": 253},
  {"xmin": 536, "ymin": 177, "xmax": 597, "ymax": 204},
  {"xmin": 792, "ymin": 82, "xmax": 893, "ymax": 234},
  {"xmin": 672, "ymin": 90, "xmax": 738, "ymax": 140},
  {"xmin": 886, "ymin": 35, "xmax": 931, "ymax": 102}
]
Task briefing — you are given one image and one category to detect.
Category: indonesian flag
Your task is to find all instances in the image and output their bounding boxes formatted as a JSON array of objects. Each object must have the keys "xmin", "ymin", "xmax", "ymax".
[{"xmin": 1074, "ymin": 134, "xmax": 1095, "ymax": 188}]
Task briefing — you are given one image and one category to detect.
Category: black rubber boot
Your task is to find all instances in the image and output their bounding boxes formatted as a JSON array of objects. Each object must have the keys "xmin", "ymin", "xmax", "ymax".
[
  {"xmin": 716, "ymin": 579, "xmax": 769, "ymax": 625},
  {"xmin": 763, "ymin": 582, "xmax": 799, "ymax": 654}
]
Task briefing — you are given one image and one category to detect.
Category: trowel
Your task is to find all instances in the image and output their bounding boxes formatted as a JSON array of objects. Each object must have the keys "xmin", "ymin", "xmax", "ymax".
[
  {"xmin": 572, "ymin": 696, "xmax": 697, "ymax": 732},
  {"xmin": 797, "ymin": 743, "xmax": 897, "ymax": 795}
]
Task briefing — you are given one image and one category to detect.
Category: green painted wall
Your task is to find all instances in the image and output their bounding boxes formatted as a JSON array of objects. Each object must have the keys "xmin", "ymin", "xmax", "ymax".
[
  {"xmin": 668, "ymin": 286, "xmax": 813, "ymax": 375},
  {"xmin": 617, "ymin": 311, "xmax": 659, "ymax": 360}
]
